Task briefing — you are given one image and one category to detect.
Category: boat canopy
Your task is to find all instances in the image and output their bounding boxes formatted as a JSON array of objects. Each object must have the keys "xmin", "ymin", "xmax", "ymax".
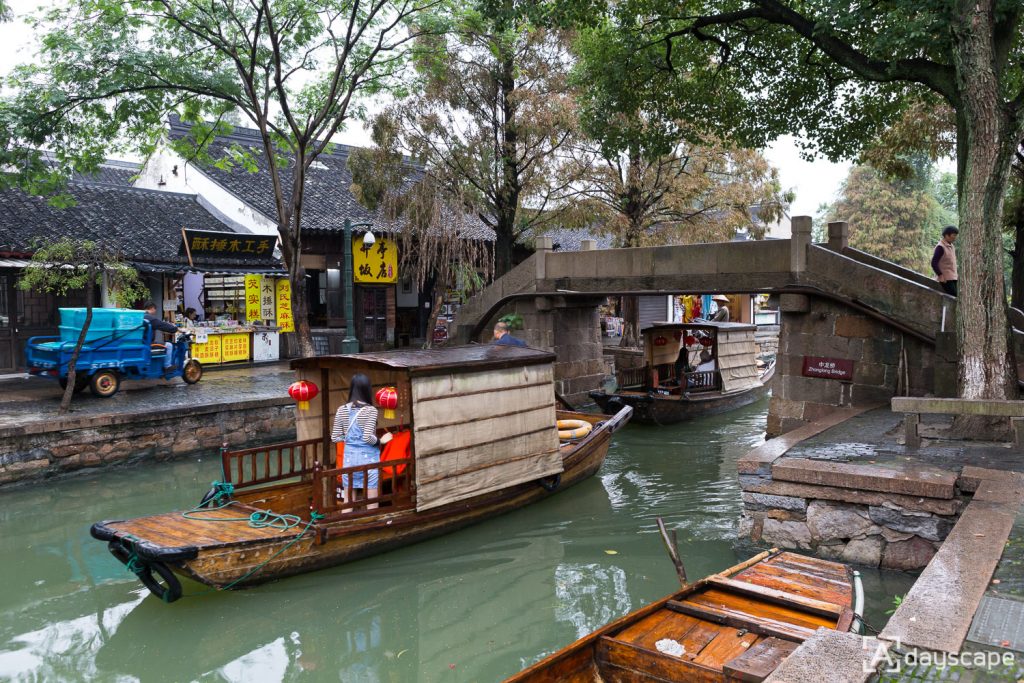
[
  {"xmin": 291, "ymin": 345, "xmax": 562, "ymax": 511},
  {"xmin": 641, "ymin": 322, "xmax": 760, "ymax": 393}
]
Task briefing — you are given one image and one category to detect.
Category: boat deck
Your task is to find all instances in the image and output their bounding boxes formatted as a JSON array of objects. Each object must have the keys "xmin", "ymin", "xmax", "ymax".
[
  {"xmin": 97, "ymin": 504, "xmax": 306, "ymax": 559},
  {"xmin": 508, "ymin": 551, "xmax": 853, "ymax": 683}
]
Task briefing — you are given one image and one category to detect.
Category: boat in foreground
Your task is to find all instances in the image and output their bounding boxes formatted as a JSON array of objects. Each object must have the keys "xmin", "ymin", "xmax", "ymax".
[
  {"xmin": 591, "ymin": 322, "xmax": 775, "ymax": 425},
  {"xmin": 91, "ymin": 345, "xmax": 632, "ymax": 602},
  {"xmin": 506, "ymin": 549, "xmax": 861, "ymax": 682}
]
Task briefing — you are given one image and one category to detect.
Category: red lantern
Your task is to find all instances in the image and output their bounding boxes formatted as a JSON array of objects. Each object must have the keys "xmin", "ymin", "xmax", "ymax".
[
  {"xmin": 288, "ymin": 380, "xmax": 319, "ymax": 411},
  {"xmin": 685, "ymin": 335, "xmax": 697, "ymax": 346},
  {"xmin": 375, "ymin": 386, "xmax": 398, "ymax": 420},
  {"xmin": 700, "ymin": 337, "xmax": 713, "ymax": 347},
  {"xmin": 654, "ymin": 336, "xmax": 668, "ymax": 346}
]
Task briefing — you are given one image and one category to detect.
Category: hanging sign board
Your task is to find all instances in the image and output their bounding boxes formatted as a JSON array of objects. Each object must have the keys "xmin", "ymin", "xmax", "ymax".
[
  {"xmin": 353, "ymin": 235, "xmax": 398, "ymax": 283},
  {"xmin": 802, "ymin": 356, "xmax": 855, "ymax": 381},
  {"xmin": 260, "ymin": 278, "xmax": 276, "ymax": 319},
  {"xmin": 221, "ymin": 333, "xmax": 251, "ymax": 362},
  {"xmin": 245, "ymin": 274, "xmax": 263, "ymax": 322},
  {"xmin": 179, "ymin": 229, "xmax": 277, "ymax": 261},
  {"xmin": 275, "ymin": 278, "xmax": 295, "ymax": 332}
]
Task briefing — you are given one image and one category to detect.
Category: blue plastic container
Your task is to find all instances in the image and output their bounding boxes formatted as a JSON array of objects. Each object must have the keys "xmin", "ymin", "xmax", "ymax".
[{"xmin": 58, "ymin": 308, "xmax": 145, "ymax": 344}]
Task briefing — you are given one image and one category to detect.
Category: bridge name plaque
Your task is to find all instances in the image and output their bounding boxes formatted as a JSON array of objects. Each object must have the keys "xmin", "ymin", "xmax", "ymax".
[{"xmin": 802, "ymin": 356, "xmax": 855, "ymax": 381}]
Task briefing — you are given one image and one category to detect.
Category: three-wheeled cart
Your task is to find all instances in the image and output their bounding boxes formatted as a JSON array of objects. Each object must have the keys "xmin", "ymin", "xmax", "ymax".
[{"xmin": 25, "ymin": 308, "xmax": 202, "ymax": 398}]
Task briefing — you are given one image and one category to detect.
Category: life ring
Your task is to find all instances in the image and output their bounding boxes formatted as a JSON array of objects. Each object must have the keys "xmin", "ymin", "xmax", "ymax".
[
  {"xmin": 557, "ymin": 419, "xmax": 593, "ymax": 440},
  {"xmin": 107, "ymin": 541, "xmax": 183, "ymax": 603}
]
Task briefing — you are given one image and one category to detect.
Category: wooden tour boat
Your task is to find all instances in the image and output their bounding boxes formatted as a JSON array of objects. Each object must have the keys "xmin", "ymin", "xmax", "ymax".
[
  {"xmin": 591, "ymin": 322, "xmax": 775, "ymax": 425},
  {"xmin": 507, "ymin": 549, "xmax": 862, "ymax": 682},
  {"xmin": 91, "ymin": 345, "xmax": 632, "ymax": 603}
]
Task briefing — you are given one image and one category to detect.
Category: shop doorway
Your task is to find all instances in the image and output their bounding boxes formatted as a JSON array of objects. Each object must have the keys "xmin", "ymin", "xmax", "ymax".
[{"xmin": 359, "ymin": 287, "xmax": 387, "ymax": 345}]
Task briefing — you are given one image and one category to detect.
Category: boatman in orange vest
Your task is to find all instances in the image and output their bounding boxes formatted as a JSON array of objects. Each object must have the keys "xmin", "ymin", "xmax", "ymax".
[{"xmin": 931, "ymin": 226, "xmax": 959, "ymax": 297}]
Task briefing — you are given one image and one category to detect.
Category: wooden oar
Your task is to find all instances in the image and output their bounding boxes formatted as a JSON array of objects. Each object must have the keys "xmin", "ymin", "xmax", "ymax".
[{"xmin": 656, "ymin": 517, "xmax": 687, "ymax": 586}]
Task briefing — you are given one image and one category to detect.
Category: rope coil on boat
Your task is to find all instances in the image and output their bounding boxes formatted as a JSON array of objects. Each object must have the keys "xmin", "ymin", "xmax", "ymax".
[
  {"xmin": 197, "ymin": 480, "xmax": 235, "ymax": 508},
  {"xmin": 557, "ymin": 419, "xmax": 593, "ymax": 441}
]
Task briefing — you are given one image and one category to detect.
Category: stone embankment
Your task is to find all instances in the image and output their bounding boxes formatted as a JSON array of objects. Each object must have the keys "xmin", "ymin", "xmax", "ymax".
[
  {"xmin": 0, "ymin": 399, "xmax": 295, "ymax": 485},
  {"xmin": 737, "ymin": 407, "xmax": 1019, "ymax": 570}
]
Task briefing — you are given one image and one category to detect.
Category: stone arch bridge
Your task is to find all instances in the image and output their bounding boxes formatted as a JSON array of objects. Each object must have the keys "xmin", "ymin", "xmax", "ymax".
[{"xmin": 450, "ymin": 217, "xmax": 1008, "ymax": 436}]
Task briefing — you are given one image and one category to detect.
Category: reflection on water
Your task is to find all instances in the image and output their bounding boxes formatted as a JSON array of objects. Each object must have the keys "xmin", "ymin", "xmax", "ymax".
[{"xmin": 0, "ymin": 398, "xmax": 915, "ymax": 681}]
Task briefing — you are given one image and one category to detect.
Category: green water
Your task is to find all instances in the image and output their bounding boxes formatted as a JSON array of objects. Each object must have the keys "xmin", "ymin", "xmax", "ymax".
[{"xmin": 0, "ymin": 399, "xmax": 913, "ymax": 682}]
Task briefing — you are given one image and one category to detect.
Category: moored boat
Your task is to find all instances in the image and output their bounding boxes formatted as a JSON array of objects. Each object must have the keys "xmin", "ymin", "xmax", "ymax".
[
  {"xmin": 90, "ymin": 345, "xmax": 632, "ymax": 602},
  {"xmin": 591, "ymin": 322, "xmax": 775, "ymax": 425},
  {"xmin": 506, "ymin": 549, "xmax": 861, "ymax": 682}
]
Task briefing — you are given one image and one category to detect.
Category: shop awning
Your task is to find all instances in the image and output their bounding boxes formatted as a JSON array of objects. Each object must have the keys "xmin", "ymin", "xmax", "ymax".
[
  {"xmin": 0, "ymin": 258, "xmax": 32, "ymax": 268},
  {"xmin": 133, "ymin": 261, "xmax": 286, "ymax": 275}
]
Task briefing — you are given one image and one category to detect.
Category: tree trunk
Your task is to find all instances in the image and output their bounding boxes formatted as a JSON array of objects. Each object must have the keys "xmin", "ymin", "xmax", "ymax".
[
  {"xmin": 61, "ymin": 272, "xmax": 94, "ymax": 414},
  {"xmin": 618, "ymin": 213, "xmax": 645, "ymax": 348},
  {"xmin": 495, "ymin": 52, "xmax": 520, "ymax": 278},
  {"xmin": 619, "ymin": 295, "xmax": 640, "ymax": 348},
  {"xmin": 950, "ymin": 0, "xmax": 1018, "ymax": 401}
]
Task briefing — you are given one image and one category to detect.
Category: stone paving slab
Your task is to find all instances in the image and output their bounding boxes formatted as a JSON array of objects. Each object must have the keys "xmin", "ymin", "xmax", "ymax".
[
  {"xmin": 738, "ymin": 405, "xmax": 879, "ymax": 475},
  {"xmin": 764, "ymin": 629, "xmax": 885, "ymax": 683},
  {"xmin": 772, "ymin": 457, "xmax": 958, "ymax": 499},
  {"xmin": 880, "ymin": 473, "xmax": 1024, "ymax": 654},
  {"xmin": 740, "ymin": 478, "xmax": 962, "ymax": 516},
  {"xmin": 0, "ymin": 364, "xmax": 294, "ymax": 435}
]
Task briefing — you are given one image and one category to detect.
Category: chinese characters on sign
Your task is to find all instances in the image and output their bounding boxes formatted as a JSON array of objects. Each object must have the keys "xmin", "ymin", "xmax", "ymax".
[
  {"xmin": 244, "ymin": 274, "xmax": 262, "ymax": 323},
  {"xmin": 353, "ymin": 235, "xmax": 398, "ymax": 284},
  {"xmin": 192, "ymin": 336, "xmax": 222, "ymax": 364},
  {"xmin": 260, "ymin": 278, "xmax": 275, "ymax": 319},
  {"xmin": 180, "ymin": 229, "xmax": 276, "ymax": 261},
  {"xmin": 221, "ymin": 333, "xmax": 251, "ymax": 362},
  {"xmin": 802, "ymin": 356, "xmax": 855, "ymax": 381},
  {"xmin": 275, "ymin": 278, "xmax": 295, "ymax": 332}
]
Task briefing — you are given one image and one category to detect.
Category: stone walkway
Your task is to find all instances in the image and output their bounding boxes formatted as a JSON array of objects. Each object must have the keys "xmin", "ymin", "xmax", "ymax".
[{"xmin": 0, "ymin": 363, "xmax": 294, "ymax": 430}]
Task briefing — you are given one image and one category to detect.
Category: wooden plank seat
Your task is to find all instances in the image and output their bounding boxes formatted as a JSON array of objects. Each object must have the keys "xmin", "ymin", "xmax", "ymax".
[{"xmin": 892, "ymin": 396, "xmax": 1024, "ymax": 447}]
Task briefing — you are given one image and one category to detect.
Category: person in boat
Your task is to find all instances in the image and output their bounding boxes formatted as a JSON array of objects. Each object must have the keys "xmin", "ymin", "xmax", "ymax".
[
  {"xmin": 493, "ymin": 321, "xmax": 527, "ymax": 347},
  {"xmin": 673, "ymin": 346, "xmax": 692, "ymax": 382},
  {"xmin": 331, "ymin": 373, "xmax": 392, "ymax": 509},
  {"xmin": 696, "ymin": 349, "xmax": 716, "ymax": 372},
  {"xmin": 711, "ymin": 295, "xmax": 731, "ymax": 322},
  {"xmin": 142, "ymin": 301, "xmax": 182, "ymax": 377}
]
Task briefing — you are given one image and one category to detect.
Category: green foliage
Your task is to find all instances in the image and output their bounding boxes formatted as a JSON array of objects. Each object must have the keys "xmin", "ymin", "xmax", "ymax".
[
  {"xmin": 885, "ymin": 593, "xmax": 904, "ymax": 615},
  {"xmin": 498, "ymin": 313, "xmax": 523, "ymax": 330},
  {"xmin": 18, "ymin": 238, "xmax": 148, "ymax": 307},
  {"xmin": 824, "ymin": 163, "xmax": 949, "ymax": 274}
]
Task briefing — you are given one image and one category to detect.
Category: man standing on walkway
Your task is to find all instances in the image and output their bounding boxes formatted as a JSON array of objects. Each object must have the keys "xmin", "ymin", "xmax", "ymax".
[
  {"xmin": 931, "ymin": 226, "xmax": 959, "ymax": 296},
  {"xmin": 492, "ymin": 321, "xmax": 527, "ymax": 347}
]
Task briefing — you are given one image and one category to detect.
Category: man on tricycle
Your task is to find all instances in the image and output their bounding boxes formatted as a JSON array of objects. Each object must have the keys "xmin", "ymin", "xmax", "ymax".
[{"xmin": 143, "ymin": 301, "xmax": 182, "ymax": 379}]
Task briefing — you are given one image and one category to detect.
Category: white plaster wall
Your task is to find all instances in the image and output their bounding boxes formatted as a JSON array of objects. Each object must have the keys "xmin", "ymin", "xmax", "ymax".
[{"xmin": 134, "ymin": 148, "xmax": 279, "ymax": 237}]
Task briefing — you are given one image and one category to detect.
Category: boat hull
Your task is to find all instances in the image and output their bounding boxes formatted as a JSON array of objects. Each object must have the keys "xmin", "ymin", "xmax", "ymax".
[
  {"xmin": 591, "ymin": 362, "xmax": 774, "ymax": 425},
  {"xmin": 505, "ymin": 549, "xmax": 855, "ymax": 683},
  {"xmin": 92, "ymin": 407, "xmax": 631, "ymax": 591}
]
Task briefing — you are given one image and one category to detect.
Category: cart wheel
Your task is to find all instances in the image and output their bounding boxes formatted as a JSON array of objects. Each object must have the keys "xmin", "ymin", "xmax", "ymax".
[
  {"xmin": 182, "ymin": 360, "xmax": 202, "ymax": 385},
  {"xmin": 90, "ymin": 370, "xmax": 120, "ymax": 398},
  {"xmin": 59, "ymin": 375, "xmax": 90, "ymax": 394}
]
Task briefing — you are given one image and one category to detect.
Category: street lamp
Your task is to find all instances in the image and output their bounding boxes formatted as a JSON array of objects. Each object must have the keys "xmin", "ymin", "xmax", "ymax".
[{"xmin": 341, "ymin": 218, "xmax": 375, "ymax": 354}]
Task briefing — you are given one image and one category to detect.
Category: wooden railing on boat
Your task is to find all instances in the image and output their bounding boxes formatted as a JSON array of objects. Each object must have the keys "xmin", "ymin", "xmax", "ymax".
[
  {"xmin": 616, "ymin": 363, "xmax": 722, "ymax": 394},
  {"xmin": 615, "ymin": 365, "xmax": 647, "ymax": 389},
  {"xmin": 221, "ymin": 438, "xmax": 324, "ymax": 490},
  {"xmin": 311, "ymin": 459, "xmax": 415, "ymax": 525}
]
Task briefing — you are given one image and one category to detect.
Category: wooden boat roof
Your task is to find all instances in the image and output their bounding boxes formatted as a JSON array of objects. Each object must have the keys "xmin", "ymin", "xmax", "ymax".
[
  {"xmin": 291, "ymin": 344, "xmax": 556, "ymax": 377},
  {"xmin": 643, "ymin": 321, "xmax": 757, "ymax": 334}
]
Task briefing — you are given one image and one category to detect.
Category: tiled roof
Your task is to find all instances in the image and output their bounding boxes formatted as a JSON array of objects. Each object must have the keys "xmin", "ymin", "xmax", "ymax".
[
  {"xmin": 71, "ymin": 159, "xmax": 141, "ymax": 186},
  {"xmin": 167, "ymin": 116, "xmax": 494, "ymax": 241},
  {"xmin": 0, "ymin": 182, "xmax": 277, "ymax": 269}
]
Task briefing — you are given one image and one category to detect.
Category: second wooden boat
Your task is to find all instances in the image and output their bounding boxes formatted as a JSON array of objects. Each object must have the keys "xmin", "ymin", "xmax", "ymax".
[
  {"xmin": 591, "ymin": 322, "xmax": 775, "ymax": 425},
  {"xmin": 506, "ymin": 549, "xmax": 862, "ymax": 682},
  {"xmin": 91, "ymin": 345, "xmax": 632, "ymax": 602}
]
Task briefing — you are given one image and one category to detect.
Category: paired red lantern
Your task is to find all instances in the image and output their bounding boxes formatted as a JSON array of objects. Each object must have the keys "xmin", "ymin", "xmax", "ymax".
[
  {"xmin": 684, "ymin": 335, "xmax": 697, "ymax": 346},
  {"xmin": 375, "ymin": 386, "xmax": 398, "ymax": 419},
  {"xmin": 653, "ymin": 336, "xmax": 668, "ymax": 346},
  {"xmin": 288, "ymin": 380, "xmax": 319, "ymax": 411}
]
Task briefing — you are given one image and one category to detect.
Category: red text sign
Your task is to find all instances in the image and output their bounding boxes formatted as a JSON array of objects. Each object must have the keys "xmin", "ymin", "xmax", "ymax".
[{"xmin": 802, "ymin": 356, "xmax": 855, "ymax": 381}]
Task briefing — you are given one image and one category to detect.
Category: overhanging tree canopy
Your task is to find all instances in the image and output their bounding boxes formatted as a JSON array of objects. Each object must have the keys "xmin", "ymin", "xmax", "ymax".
[{"xmin": 571, "ymin": 0, "xmax": 1024, "ymax": 400}]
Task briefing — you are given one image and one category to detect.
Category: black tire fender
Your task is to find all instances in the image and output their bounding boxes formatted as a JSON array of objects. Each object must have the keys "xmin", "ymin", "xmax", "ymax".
[
  {"xmin": 539, "ymin": 473, "xmax": 562, "ymax": 492},
  {"xmin": 198, "ymin": 485, "xmax": 220, "ymax": 508},
  {"xmin": 107, "ymin": 540, "xmax": 183, "ymax": 603}
]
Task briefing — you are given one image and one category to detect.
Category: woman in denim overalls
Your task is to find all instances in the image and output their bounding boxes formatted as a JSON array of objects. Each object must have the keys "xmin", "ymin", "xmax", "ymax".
[{"xmin": 331, "ymin": 374, "xmax": 390, "ymax": 508}]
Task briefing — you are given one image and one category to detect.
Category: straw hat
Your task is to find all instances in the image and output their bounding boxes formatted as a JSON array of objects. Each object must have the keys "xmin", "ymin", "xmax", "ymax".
[{"xmin": 712, "ymin": 295, "xmax": 730, "ymax": 303}]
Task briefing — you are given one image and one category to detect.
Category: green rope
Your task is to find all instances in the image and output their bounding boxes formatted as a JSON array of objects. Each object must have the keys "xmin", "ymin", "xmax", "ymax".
[{"xmin": 181, "ymin": 499, "xmax": 303, "ymax": 531}]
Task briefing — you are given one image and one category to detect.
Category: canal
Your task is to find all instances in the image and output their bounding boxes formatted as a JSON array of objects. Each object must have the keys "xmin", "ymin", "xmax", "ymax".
[{"xmin": 0, "ymin": 399, "xmax": 913, "ymax": 682}]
